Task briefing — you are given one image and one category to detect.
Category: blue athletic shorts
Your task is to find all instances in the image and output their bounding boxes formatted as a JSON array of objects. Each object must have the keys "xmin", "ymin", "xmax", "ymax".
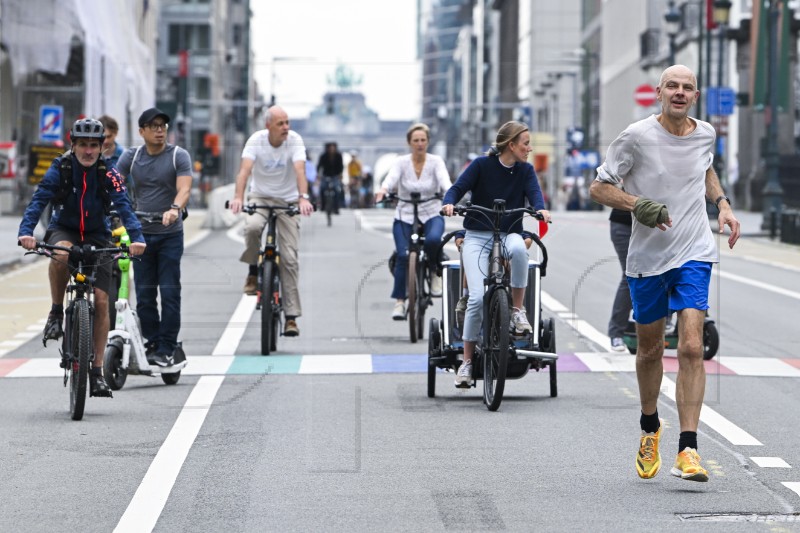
[{"xmin": 627, "ymin": 260, "xmax": 712, "ymax": 325}]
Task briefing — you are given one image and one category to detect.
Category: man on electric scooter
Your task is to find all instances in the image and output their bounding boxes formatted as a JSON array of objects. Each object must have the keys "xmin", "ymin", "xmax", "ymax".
[{"xmin": 18, "ymin": 118, "xmax": 146, "ymax": 397}]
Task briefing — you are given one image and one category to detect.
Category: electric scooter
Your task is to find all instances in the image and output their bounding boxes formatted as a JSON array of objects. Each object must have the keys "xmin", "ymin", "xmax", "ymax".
[
  {"xmin": 622, "ymin": 312, "xmax": 719, "ymax": 360},
  {"xmin": 103, "ymin": 226, "xmax": 187, "ymax": 389}
]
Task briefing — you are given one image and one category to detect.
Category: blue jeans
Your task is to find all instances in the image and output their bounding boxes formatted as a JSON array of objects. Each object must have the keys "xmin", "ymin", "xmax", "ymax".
[
  {"xmin": 319, "ymin": 176, "xmax": 343, "ymax": 210},
  {"xmin": 461, "ymin": 231, "xmax": 527, "ymax": 342},
  {"xmin": 134, "ymin": 231, "xmax": 183, "ymax": 354},
  {"xmin": 391, "ymin": 217, "xmax": 444, "ymax": 299}
]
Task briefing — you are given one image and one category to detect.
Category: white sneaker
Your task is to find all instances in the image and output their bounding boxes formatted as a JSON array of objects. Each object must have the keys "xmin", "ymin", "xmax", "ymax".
[
  {"xmin": 455, "ymin": 361, "xmax": 473, "ymax": 388},
  {"xmin": 610, "ymin": 337, "xmax": 627, "ymax": 352},
  {"xmin": 430, "ymin": 273, "xmax": 443, "ymax": 297},
  {"xmin": 392, "ymin": 301, "xmax": 406, "ymax": 321},
  {"xmin": 511, "ymin": 307, "xmax": 532, "ymax": 334}
]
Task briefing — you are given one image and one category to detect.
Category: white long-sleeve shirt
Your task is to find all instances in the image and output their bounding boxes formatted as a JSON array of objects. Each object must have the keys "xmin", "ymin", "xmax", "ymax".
[{"xmin": 382, "ymin": 153, "xmax": 451, "ymax": 224}]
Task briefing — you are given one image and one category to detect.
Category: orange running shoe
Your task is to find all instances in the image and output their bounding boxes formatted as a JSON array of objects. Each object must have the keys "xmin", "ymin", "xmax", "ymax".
[{"xmin": 670, "ymin": 447, "xmax": 709, "ymax": 482}]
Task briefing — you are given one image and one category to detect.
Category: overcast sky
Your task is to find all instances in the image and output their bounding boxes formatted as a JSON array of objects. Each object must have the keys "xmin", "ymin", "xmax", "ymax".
[{"xmin": 250, "ymin": 1, "xmax": 421, "ymax": 122}]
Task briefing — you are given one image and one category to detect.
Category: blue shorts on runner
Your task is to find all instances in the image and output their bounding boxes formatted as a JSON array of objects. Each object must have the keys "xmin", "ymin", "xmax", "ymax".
[{"xmin": 627, "ymin": 260, "xmax": 712, "ymax": 325}]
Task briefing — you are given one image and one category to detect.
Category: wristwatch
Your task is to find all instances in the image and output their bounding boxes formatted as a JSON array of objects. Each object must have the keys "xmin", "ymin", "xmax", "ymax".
[
  {"xmin": 299, "ymin": 193, "xmax": 310, "ymax": 200},
  {"xmin": 170, "ymin": 203, "xmax": 181, "ymax": 211},
  {"xmin": 714, "ymin": 195, "xmax": 731, "ymax": 209}
]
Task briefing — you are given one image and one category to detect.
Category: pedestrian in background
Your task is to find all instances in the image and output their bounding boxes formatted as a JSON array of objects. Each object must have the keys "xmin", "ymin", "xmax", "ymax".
[
  {"xmin": 607, "ymin": 205, "xmax": 633, "ymax": 352},
  {"xmin": 99, "ymin": 115, "xmax": 125, "ymax": 167}
]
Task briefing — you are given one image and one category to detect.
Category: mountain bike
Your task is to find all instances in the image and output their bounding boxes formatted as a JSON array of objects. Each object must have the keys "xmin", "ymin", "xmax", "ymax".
[
  {"xmin": 25, "ymin": 241, "xmax": 129, "ymax": 420},
  {"xmin": 228, "ymin": 200, "xmax": 300, "ymax": 355},
  {"xmin": 381, "ymin": 192, "xmax": 442, "ymax": 343},
  {"xmin": 103, "ymin": 225, "xmax": 187, "ymax": 389},
  {"xmin": 440, "ymin": 200, "xmax": 552, "ymax": 411}
]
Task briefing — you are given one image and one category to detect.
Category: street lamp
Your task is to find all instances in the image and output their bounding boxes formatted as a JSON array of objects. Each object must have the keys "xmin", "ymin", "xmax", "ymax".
[
  {"xmin": 664, "ymin": 1, "xmax": 681, "ymax": 66},
  {"xmin": 761, "ymin": 0, "xmax": 784, "ymax": 234},
  {"xmin": 712, "ymin": 0, "xmax": 732, "ymax": 190}
]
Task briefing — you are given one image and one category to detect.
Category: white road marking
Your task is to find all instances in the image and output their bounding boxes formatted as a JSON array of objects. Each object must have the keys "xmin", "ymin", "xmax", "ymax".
[
  {"xmin": 114, "ymin": 375, "xmax": 224, "ymax": 533},
  {"xmin": 211, "ymin": 294, "xmax": 257, "ymax": 355},
  {"xmin": 549, "ymin": 304, "xmax": 764, "ymax": 447},
  {"xmin": 298, "ymin": 354, "xmax": 372, "ymax": 374},
  {"xmin": 717, "ymin": 356, "xmax": 800, "ymax": 377},
  {"xmin": 719, "ymin": 270, "xmax": 800, "ymax": 300},
  {"xmin": 751, "ymin": 457, "xmax": 792, "ymax": 468},
  {"xmin": 782, "ymin": 482, "xmax": 800, "ymax": 498}
]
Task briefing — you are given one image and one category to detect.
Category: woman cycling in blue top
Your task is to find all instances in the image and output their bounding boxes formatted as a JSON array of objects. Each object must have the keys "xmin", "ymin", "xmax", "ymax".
[{"xmin": 441, "ymin": 121, "xmax": 552, "ymax": 387}]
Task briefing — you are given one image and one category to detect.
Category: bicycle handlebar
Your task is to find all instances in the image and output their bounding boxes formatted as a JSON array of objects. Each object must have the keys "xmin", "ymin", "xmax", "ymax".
[
  {"xmin": 442, "ymin": 201, "xmax": 546, "ymax": 221},
  {"xmin": 224, "ymin": 200, "xmax": 300, "ymax": 216},
  {"xmin": 21, "ymin": 241, "xmax": 130, "ymax": 262},
  {"xmin": 377, "ymin": 192, "xmax": 442, "ymax": 205}
]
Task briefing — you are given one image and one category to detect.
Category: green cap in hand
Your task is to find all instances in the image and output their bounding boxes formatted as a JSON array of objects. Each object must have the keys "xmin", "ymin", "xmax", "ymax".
[{"xmin": 633, "ymin": 197, "xmax": 669, "ymax": 228}]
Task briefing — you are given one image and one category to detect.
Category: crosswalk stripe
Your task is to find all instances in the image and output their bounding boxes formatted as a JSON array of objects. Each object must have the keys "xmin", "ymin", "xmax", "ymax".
[{"xmin": 4, "ymin": 353, "xmax": 800, "ymax": 379}]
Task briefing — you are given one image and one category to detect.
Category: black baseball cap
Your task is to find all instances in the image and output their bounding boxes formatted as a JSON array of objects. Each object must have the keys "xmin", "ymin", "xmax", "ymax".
[{"xmin": 138, "ymin": 107, "xmax": 170, "ymax": 128}]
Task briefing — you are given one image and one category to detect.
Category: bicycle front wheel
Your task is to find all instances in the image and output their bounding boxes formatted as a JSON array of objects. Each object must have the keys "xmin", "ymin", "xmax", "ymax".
[
  {"xmin": 261, "ymin": 262, "xmax": 276, "ymax": 355},
  {"xmin": 407, "ymin": 251, "xmax": 418, "ymax": 343},
  {"xmin": 483, "ymin": 289, "xmax": 510, "ymax": 411},
  {"xmin": 70, "ymin": 300, "xmax": 91, "ymax": 420}
]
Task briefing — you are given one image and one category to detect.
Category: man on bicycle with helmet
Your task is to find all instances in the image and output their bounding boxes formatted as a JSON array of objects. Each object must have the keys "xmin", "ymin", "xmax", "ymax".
[{"xmin": 18, "ymin": 118, "xmax": 146, "ymax": 397}]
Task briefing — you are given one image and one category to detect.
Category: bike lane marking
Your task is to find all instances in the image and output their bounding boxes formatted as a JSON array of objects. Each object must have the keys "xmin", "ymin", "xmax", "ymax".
[
  {"xmin": 211, "ymin": 294, "xmax": 257, "ymax": 355},
  {"xmin": 114, "ymin": 375, "xmax": 224, "ymax": 533}
]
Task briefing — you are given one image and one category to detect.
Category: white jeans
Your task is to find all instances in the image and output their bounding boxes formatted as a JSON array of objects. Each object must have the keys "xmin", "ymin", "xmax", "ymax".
[{"xmin": 461, "ymin": 231, "xmax": 528, "ymax": 342}]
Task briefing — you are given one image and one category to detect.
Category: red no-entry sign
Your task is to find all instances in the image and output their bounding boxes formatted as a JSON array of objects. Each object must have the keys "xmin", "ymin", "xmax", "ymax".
[{"xmin": 634, "ymin": 84, "xmax": 657, "ymax": 107}]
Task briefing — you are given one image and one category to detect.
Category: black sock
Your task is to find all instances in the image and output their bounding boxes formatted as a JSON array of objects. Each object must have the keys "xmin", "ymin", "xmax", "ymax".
[
  {"xmin": 248, "ymin": 265, "xmax": 258, "ymax": 276},
  {"xmin": 678, "ymin": 431, "xmax": 697, "ymax": 453},
  {"xmin": 640, "ymin": 411, "xmax": 660, "ymax": 434},
  {"xmin": 90, "ymin": 367, "xmax": 102, "ymax": 376},
  {"xmin": 51, "ymin": 304, "xmax": 64, "ymax": 316},
  {"xmin": 285, "ymin": 316, "xmax": 296, "ymax": 321}
]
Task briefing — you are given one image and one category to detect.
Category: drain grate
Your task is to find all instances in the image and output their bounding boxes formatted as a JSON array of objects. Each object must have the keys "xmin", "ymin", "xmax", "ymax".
[{"xmin": 678, "ymin": 513, "xmax": 800, "ymax": 523}]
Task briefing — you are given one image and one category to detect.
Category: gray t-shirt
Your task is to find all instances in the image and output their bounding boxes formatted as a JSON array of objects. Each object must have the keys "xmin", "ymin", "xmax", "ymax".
[
  {"xmin": 595, "ymin": 115, "xmax": 718, "ymax": 277},
  {"xmin": 117, "ymin": 144, "xmax": 192, "ymax": 234}
]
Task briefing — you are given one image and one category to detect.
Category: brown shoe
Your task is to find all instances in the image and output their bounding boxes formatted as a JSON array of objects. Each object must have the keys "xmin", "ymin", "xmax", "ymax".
[
  {"xmin": 284, "ymin": 319, "xmax": 299, "ymax": 337},
  {"xmin": 243, "ymin": 275, "xmax": 257, "ymax": 295}
]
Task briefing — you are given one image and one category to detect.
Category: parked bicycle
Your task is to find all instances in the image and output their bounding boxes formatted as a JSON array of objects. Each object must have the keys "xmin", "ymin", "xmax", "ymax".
[
  {"xmin": 227, "ymin": 200, "xmax": 300, "ymax": 354},
  {"xmin": 436, "ymin": 200, "xmax": 553, "ymax": 411},
  {"xmin": 24, "ymin": 241, "xmax": 129, "ymax": 420},
  {"xmin": 380, "ymin": 192, "xmax": 442, "ymax": 343}
]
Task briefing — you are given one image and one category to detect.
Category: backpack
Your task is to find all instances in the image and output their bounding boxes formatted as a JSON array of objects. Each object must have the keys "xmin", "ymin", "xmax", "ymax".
[
  {"xmin": 130, "ymin": 145, "xmax": 188, "ymax": 220},
  {"xmin": 52, "ymin": 150, "xmax": 113, "ymax": 214}
]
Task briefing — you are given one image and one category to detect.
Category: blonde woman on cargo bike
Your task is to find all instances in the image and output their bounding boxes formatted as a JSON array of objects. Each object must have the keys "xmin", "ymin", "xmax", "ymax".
[
  {"xmin": 441, "ymin": 121, "xmax": 551, "ymax": 388},
  {"xmin": 375, "ymin": 123, "xmax": 452, "ymax": 320}
]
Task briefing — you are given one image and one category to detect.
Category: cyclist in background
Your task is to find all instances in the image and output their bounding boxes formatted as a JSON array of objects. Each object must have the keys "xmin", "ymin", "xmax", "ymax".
[
  {"xmin": 375, "ymin": 123, "xmax": 451, "ymax": 320},
  {"xmin": 99, "ymin": 114, "xmax": 125, "ymax": 167},
  {"xmin": 229, "ymin": 105, "xmax": 313, "ymax": 337},
  {"xmin": 317, "ymin": 142, "xmax": 344, "ymax": 213},
  {"xmin": 18, "ymin": 118, "xmax": 146, "ymax": 397},
  {"xmin": 347, "ymin": 151, "xmax": 363, "ymax": 207},
  {"xmin": 441, "ymin": 120, "xmax": 551, "ymax": 387}
]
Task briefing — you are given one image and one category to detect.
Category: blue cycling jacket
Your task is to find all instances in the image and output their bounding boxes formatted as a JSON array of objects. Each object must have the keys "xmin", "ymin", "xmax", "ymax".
[{"xmin": 18, "ymin": 154, "xmax": 144, "ymax": 243}]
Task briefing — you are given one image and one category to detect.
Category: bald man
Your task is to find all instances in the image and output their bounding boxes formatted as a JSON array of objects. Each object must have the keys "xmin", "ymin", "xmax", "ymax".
[
  {"xmin": 590, "ymin": 65, "xmax": 740, "ymax": 483},
  {"xmin": 230, "ymin": 106, "xmax": 313, "ymax": 337}
]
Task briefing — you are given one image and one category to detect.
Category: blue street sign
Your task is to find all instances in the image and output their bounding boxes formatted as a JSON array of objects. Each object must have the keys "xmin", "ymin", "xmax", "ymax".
[
  {"xmin": 706, "ymin": 87, "xmax": 736, "ymax": 116},
  {"xmin": 39, "ymin": 105, "xmax": 64, "ymax": 142}
]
